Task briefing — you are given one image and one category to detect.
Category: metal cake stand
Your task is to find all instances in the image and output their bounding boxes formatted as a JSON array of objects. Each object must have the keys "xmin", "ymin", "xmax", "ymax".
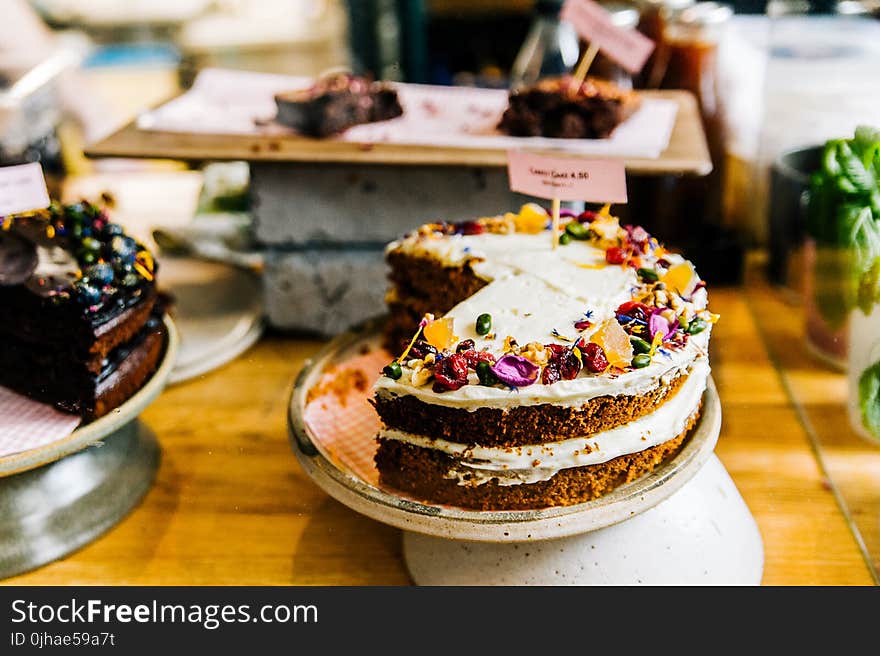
[
  {"xmin": 288, "ymin": 319, "xmax": 764, "ymax": 585},
  {"xmin": 0, "ymin": 316, "xmax": 179, "ymax": 579}
]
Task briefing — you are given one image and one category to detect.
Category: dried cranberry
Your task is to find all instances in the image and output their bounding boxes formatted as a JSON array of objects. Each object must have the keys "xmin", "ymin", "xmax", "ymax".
[
  {"xmin": 463, "ymin": 350, "xmax": 496, "ymax": 368},
  {"xmin": 577, "ymin": 210, "xmax": 598, "ymax": 223},
  {"xmin": 409, "ymin": 339, "xmax": 437, "ymax": 360},
  {"xmin": 542, "ymin": 363, "xmax": 561, "ymax": 385},
  {"xmin": 544, "ymin": 344, "xmax": 581, "ymax": 380},
  {"xmin": 605, "ymin": 247, "xmax": 626, "ymax": 265},
  {"xmin": 457, "ymin": 220, "xmax": 485, "ymax": 236},
  {"xmin": 546, "ymin": 344, "xmax": 567, "ymax": 357},
  {"xmin": 582, "ymin": 342, "xmax": 609, "ymax": 373},
  {"xmin": 616, "ymin": 301, "xmax": 650, "ymax": 321},
  {"xmin": 456, "ymin": 339, "xmax": 476, "ymax": 353},
  {"xmin": 574, "ymin": 320, "xmax": 592, "ymax": 331},
  {"xmin": 558, "ymin": 351, "xmax": 581, "ymax": 380},
  {"xmin": 432, "ymin": 353, "xmax": 469, "ymax": 392}
]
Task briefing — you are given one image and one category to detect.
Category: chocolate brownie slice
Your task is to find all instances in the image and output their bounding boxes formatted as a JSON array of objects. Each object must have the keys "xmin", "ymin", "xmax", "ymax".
[{"xmin": 274, "ymin": 73, "xmax": 403, "ymax": 137}]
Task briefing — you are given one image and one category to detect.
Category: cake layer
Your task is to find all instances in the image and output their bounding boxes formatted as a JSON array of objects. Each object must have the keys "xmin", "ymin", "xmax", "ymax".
[
  {"xmin": 1, "ymin": 288, "xmax": 157, "ymax": 370},
  {"xmin": 376, "ymin": 422, "xmax": 692, "ymax": 511},
  {"xmin": 377, "ymin": 359, "xmax": 706, "ymax": 475},
  {"xmin": 376, "ymin": 366, "xmax": 693, "ymax": 447},
  {"xmin": 0, "ymin": 313, "xmax": 166, "ymax": 419}
]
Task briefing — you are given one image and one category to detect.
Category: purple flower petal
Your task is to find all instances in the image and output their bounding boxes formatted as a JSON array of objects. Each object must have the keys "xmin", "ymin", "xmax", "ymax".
[
  {"xmin": 648, "ymin": 309, "xmax": 679, "ymax": 341},
  {"xmin": 490, "ymin": 354, "xmax": 539, "ymax": 387}
]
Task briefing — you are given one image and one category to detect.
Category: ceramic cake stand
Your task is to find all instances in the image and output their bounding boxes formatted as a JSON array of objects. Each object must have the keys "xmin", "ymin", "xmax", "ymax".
[
  {"xmin": 288, "ymin": 320, "xmax": 764, "ymax": 586},
  {"xmin": 0, "ymin": 317, "xmax": 179, "ymax": 579}
]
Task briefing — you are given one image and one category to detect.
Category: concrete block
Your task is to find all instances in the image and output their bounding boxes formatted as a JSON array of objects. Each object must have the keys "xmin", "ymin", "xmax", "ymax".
[
  {"xmin": 262, "ymin": 247, "xmax": 386, "ymax": 335},
  {"xmin": 251, "ymin": 162, "xmax": 529, "ymax": 245}
]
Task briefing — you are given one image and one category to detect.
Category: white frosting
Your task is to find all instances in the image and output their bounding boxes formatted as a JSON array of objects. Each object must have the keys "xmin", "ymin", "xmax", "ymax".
[
  {"xmin": 376, "ymin": 226, "xmax": 711, "ymax": 409},
  {"xmin": 379, "ymin": 359, "xmax": 709, "ymax": 486}
]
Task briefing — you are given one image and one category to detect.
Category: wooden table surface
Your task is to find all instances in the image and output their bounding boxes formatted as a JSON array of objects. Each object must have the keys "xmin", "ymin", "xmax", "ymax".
[
  {"xmin": 85, "ymin": 90, "xmax": 712, "ymax": 175},
  {"xmin": 7, "ymin": 282, "xmax": 877, "ymax": 585}
]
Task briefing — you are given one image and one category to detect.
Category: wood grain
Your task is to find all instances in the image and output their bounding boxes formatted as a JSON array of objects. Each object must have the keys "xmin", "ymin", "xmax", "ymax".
[
  {"xmin": 746, "ymin": 270, "xmax": 880, "ymax": 583},
  {"xmin": 6, "ymin": 287, "xmax": 873, "ymax": 585},
  {"xmin": 84, "ymin": 90, "xmax": 712, "ymax": 175}
]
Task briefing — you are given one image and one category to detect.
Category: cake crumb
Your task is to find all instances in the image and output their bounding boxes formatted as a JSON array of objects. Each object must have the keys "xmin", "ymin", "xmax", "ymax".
[{"xmin": 307, "ymin": 366, "xmax": 369, "ymax": 406}]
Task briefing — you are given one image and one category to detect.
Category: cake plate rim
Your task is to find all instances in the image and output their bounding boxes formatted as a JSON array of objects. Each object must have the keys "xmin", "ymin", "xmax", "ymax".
[
  {"xmin": 0, "ymin": 315, "xmax": 179, "ymax": 478},
  {"xmin": 288, "ymin": 316, "xmax": 722, "ymax": 543}
]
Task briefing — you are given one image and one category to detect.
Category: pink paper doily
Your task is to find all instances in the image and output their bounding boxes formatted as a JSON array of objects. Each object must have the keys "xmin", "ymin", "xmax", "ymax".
[
  {"xmin": 0, "ymin": 386, "xmax": 81, "ymax": 458},
  {"xmin": 302, "ymin": 349, "xmax": 389, "ymax": 486}
]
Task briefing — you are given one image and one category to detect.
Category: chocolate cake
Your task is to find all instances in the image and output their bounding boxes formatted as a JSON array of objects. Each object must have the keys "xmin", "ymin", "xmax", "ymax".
[
  {"xmin": 0, "ymin": 201, "xmax": 165, "ymax": 420},
  {"xmin": 498, "ymin": 76, "xmax": 641, "ymax": 139},
  {"xmin": 274, "ymin": 73, "xmax": 403, "ymax": 137},
  {"xmin": 373, "ymin": 204, "xmax": 716, "ymax": 510}
]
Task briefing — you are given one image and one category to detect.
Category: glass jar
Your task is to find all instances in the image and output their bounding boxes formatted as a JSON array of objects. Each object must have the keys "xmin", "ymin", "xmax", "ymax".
[
  {"xmin": 662, "ymin": 3, "xmax": 739, "ymax": 280},
  {"xmin": 848, "ymin": 305, "xmax": 880, "ymax": 443},
  {"xmin": 632, "ymin": 0, "xmax": 696, "ymax": 89},
  {"xmin": 509, "ymin": 0, "xmax": 580, "ymax": 90}
]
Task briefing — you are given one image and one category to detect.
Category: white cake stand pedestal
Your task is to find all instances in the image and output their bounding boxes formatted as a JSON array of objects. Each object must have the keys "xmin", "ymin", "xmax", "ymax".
[
  {"xmin": 403, "ymin": 455, "xmax": 762, "ymax": 585},
  {"xmin": 288, "ymin": 320, "xmax": 765, "ymax": 586}
]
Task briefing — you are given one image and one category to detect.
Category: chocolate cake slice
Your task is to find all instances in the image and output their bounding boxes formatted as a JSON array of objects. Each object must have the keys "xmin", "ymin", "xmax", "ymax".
[
  {"xmin": 498, "ymin": 75, "xmax": 641, "ymax": 139},
  {"xmin": 274, "ymin": 73, "xmax": 403, "ymax": 137},
  {"xmin": 0, "ymin": 201, "xmax": 165, "ymax": 420}
]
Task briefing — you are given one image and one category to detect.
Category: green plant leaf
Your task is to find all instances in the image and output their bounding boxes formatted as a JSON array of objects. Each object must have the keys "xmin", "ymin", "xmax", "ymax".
[
  {"xmin": 858, "ymin": 259, "xmax": 880, "ymax": 315},
  {"xmin": 858, "ymin": 359, "xmax": 880, "ymax": 438},
  {"xmin": 822, "ymin": 140, "xmax": 843, "ymax": 178},
  {"xmin": 837, "ymin": 141, "xmax": 876, "ymax": 195},
  {"xmin": 854, "ymin": 124, "xmax": 880, "ymax": 152}
]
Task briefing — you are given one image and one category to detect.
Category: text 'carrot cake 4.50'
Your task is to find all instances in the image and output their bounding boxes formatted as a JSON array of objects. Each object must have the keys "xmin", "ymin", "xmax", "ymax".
[{"xmin": 372, "ymin": 204, "xmax": 717, "ymax": 511}]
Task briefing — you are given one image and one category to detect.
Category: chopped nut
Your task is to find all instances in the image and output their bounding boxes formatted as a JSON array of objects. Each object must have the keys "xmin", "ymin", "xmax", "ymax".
[
  {"xmin": 520, "ymin": 341, "xmax": 551, "ymax": 366},
  {"xmin": 411, "ymin": 367, "xmax": 433, "ymax": 387},
  {"xmin": 502, "ymin": 335, "xmax": 518, "ymax": 353}
]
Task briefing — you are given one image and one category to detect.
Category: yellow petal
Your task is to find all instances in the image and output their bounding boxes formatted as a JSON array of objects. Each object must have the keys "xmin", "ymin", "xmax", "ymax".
[
  {"xmin": 661, "ymin": 261, "xmax": 698, "ymax": 296},
  {"xmin": 423, "ymin": 316, "xmax": 457, "ymax": 351},
  {"xmin": 514, "ymin": 203, "xmax": 549, "ymax": 234}
]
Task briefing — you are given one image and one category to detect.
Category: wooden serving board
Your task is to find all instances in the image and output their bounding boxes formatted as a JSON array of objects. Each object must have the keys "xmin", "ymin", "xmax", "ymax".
[{"xmin": 85, "ymin": 90, "xmax": 711, "ymax": 176}]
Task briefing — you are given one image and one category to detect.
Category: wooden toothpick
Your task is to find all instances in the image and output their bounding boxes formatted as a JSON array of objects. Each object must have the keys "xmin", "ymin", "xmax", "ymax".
[
  {"xmin": 569, "ymin": 41, "xmax": 600, "ymax": 93},
  {"xmin": 551, "ymin": 197, "xmax": 561, "ymax": 250}
]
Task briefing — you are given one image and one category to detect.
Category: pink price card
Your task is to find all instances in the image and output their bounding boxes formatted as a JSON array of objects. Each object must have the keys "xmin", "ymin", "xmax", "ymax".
[
  {"xmin": 561, "ymin": 0, "xmax": 655, "ymax": 74},
  {"xmin": 507, "ymin": 150, "xmax": 627, "ymax": 203},
  {"xmin": 0, "ymin": 163, "xmax": 50, "ymax": 216}
]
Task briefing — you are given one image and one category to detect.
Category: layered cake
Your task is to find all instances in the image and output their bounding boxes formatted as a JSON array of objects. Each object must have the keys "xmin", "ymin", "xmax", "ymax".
[
  {"xmin": 274, "ymin": 72, "xmax": 403, "ymax": 137},
  {"xmin": 498, "ymin": 76, "xmax": 641, "ymax": 139},
  {"xmin": 373, "ymin": 204, "xmax": 716, "ymax": 510},
  {"xmin": 0, "ymin": 201, "xmax": 165, "ymax": 420}
]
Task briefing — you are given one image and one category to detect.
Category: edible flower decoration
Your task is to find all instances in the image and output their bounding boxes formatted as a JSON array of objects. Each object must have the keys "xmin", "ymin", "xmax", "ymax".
[{"xmin": 490, "ymin": 354, "xmax": 539, "ymax": 387}]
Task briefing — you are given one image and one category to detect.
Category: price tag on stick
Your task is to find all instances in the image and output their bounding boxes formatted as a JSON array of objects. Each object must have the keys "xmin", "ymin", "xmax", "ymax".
[
  {"xmin": 507, "ymin": 150, "xmax": 628, "ymax": 249},
  {"xmin": 0, "ymin": 163, "xmax": 50, "ymax": 217},
  {"xmin": 562, "ymin": 0, "xmax": 655, "ymax": 87}
]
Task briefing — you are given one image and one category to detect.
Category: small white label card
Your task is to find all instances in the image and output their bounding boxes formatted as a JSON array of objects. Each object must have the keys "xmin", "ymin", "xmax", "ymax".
[{"xmin": 0, "ymin": 162, "xmax": 50, "ymax": 216}]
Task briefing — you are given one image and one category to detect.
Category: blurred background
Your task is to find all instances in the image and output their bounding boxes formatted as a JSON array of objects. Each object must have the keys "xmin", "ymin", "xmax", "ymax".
[{"xmin": 3, "ymin": 0, "xmax": 879, "ymax": 259}]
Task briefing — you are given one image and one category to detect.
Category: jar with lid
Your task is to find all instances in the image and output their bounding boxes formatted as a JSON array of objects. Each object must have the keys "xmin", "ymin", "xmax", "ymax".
[
  {"xmin": 632, "ymin": 0, "xmax": 695, "ymax": 89},
  {"xmin": 509, "ymin": 0, "xmax": 580, "ymax": 90}
]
